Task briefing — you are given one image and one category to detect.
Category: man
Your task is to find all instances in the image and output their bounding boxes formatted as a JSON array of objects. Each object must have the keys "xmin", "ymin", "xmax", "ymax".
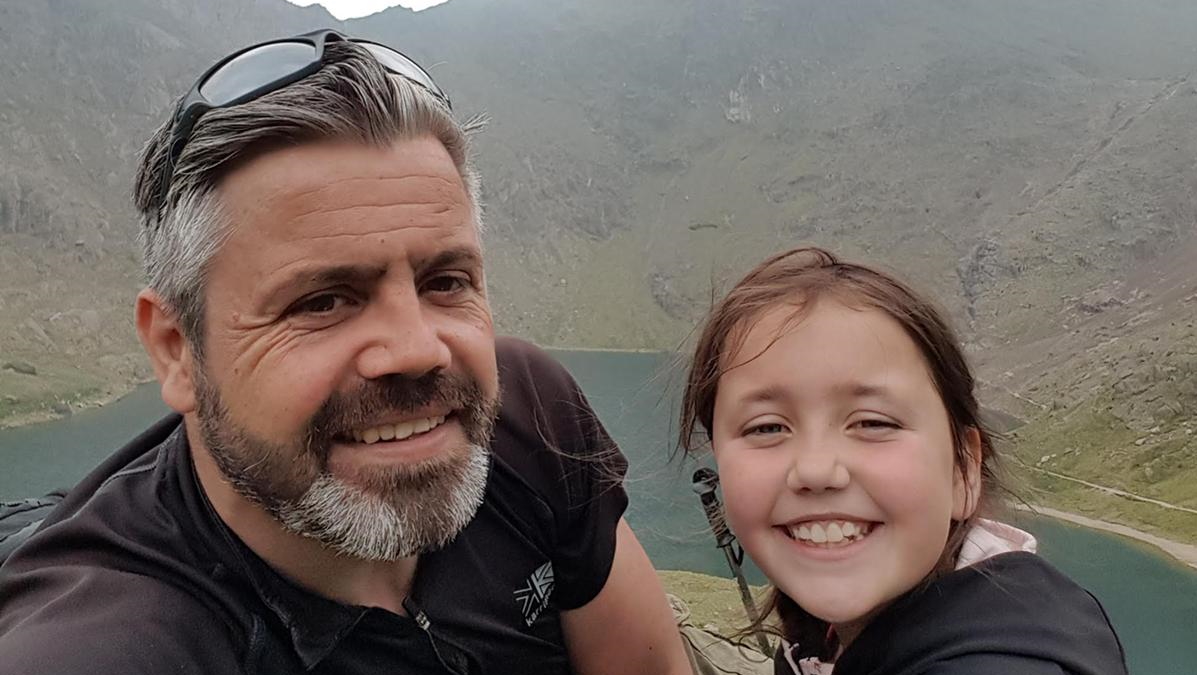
[{"xmin": 0, "ymin": 30, "xmax": 688, "ymax": 675}]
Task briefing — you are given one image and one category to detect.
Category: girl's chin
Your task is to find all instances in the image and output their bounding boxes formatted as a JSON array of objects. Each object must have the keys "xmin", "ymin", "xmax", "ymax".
[{"xmin": 785, "ymin": 594, "xmax": 894, "ymax": 649}]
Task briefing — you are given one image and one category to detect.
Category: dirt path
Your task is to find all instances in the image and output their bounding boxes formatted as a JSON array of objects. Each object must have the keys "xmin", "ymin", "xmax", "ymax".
[{"xmin": 1021, "ymin": 463, "xmax": 1197, "ymax": 516}]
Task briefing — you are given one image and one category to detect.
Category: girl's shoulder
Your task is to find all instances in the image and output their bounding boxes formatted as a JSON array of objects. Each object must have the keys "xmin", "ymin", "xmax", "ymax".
[{"xmin": 833, "ymin": 548, "xmax": 1128, "ymax": 675}]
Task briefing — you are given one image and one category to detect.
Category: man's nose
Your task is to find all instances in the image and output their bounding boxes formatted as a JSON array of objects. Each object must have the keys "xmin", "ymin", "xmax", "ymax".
[
  {"xmin": 355, "ymin": 287, "xmax": 452, "ymax": 381},
  {"xmin": 785, "ymin": 434, "xmax": 851, "ymax": 493}
]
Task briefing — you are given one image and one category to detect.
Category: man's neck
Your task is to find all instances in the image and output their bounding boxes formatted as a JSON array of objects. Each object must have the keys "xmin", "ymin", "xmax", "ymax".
[{"xmin": 185, "ymin": 421, "xmax": 418, "ymax": 615}]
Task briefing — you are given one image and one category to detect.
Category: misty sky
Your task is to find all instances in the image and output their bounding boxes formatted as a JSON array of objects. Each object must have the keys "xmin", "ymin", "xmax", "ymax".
[{"xmin": 286, "ymin": 0, "xmax": 450, "ymax": 19}]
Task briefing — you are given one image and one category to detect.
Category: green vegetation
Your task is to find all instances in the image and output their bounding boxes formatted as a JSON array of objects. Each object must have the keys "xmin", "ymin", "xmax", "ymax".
[
  {"xmin": 1010, "ymin": 398, "xmax": 1197, "ymax": 543},
  {"xmin": 658, "ymin": 570, "xmax": 769, "ymax": 636}
]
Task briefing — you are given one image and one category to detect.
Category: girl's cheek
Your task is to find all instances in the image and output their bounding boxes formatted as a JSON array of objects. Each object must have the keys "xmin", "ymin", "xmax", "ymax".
[{"xmin": 718, "ymin": 456, "xmax": 770, "ymax": 520}]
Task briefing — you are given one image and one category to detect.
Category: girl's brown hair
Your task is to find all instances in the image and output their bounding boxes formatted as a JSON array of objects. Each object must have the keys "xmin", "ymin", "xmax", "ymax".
[{"xmin": 678, "ymin": 247, "xmax": 1002, "ymax": 656}]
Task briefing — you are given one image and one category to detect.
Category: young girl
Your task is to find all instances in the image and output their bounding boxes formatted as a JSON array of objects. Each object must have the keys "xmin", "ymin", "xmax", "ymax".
[{"xmin": 679, "ymin": 247, "xmax": 1127, "ymax": 675}]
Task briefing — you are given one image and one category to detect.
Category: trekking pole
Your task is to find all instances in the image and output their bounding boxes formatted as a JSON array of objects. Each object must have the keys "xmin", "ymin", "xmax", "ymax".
[{"xmin": 692, "ymin": 468, "xmax": 772, "ymax": 655}]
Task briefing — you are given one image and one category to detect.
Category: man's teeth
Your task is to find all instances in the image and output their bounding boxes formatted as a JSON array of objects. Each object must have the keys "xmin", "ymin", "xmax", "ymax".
[
  {"xmin": 351, "ymin": 415, "xmax": 447, "ymax": 444},
  {"xmin": 786, "ymin": 520, "xmax": 873, "ymax": 545}
]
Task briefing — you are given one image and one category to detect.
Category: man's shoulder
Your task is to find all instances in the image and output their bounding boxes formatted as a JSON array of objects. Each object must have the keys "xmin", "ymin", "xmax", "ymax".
[
  {"xmin": 492, "ymin": 336, "xmax": 585, "ymax": 448},
  {"xmin": 0, "ymin": 566, "xmax": 243, "ymax": 674},
  {"xmin": 491, "ymin": 336, "xmax": 620, "ymax": 464},
  {"xmin": 0, "ymin": 416, "xmax": 254, "ymax": 674},
  {"xmin": 495, "ymin": 336, "xmax": 575, "ymax": 398}
]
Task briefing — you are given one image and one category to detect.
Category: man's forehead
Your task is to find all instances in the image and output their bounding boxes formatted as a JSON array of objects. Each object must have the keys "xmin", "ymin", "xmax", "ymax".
[
  {"xmin": 215, "ymin": 138, "xmax": 472, "ymax": 240},
  {"xmin": 216, "ymin": 137, "xmax": 468, "ymax": 227},
  {"xmin": 200, "ymin": 136, "xmax": 479, "ymax": 296}
]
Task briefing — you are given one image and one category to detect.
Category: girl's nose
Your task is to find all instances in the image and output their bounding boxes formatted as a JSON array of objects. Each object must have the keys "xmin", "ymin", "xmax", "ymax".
[{"xmin": 785, "ymin": 437, "xmax": 851, "ymax": 493}]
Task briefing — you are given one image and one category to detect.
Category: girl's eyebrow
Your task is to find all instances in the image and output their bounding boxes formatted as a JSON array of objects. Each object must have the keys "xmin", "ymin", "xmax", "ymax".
[
  {"xmin": 734, "ymin": 381, "xmax": 907, "ymax": 409},
  {"xmin": 738, "ymin": 384, "xmax": 792, "ymax": 405},
  {"xmin": 836, "ymin": 382, "xmax": 910, "ymax": 408},
  {"xmin": 842, "ymin": 383, "xmax": 889, "ymax": 398}
]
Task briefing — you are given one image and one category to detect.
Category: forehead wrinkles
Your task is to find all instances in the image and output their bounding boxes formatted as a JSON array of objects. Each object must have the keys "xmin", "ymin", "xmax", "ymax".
[
  {"xmin": 217, "ymin": 137, "xmax": 469, "ymax": 222},
  {"xmin": 286, "ymin": 174, "xmax": 467, "ymax": 220}
]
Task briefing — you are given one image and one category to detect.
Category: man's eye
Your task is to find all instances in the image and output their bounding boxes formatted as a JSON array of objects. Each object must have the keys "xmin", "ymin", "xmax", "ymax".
[
  {"xmin": 290, "ymin": 293, "xmax": 351, "ymax": 315},
  {"xmin": 424, "ymin": 274, "xmax": 469, "ymax": 294}
]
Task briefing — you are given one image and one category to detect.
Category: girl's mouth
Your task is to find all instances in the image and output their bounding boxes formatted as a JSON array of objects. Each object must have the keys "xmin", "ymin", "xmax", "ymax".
[{"xmin": 780, "ymin": 519, "xmax": 877, "ymax": 548}]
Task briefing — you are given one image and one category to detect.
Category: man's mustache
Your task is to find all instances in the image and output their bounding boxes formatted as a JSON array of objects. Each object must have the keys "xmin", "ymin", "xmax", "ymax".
[{"xmin": 304, "ymin": 370, "xmax": 490, "ymax": 454}]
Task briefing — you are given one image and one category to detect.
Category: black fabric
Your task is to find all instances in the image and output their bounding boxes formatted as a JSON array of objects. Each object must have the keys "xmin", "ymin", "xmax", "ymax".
[
  {"xmin": 0, "ymin": 337, "xmax": 628, "ymax": 675},
  {"xmin": 777, "ymin": 552, "xmax": 1127, "ymax": 675},
  {"xmin": 0, "ymin": 493, "xmax": 65, "ymax": 563}
]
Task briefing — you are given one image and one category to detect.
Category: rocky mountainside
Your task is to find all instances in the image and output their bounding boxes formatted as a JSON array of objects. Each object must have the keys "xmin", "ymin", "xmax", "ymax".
[{"xmin": 0, "ymin": 0, "xmax": 1194, "ymax": 539}]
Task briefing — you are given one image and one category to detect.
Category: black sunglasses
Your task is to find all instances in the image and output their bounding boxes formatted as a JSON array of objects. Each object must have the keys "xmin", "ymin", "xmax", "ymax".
[{"xmin": 159, "ymin": 29, "xmax": 450, "ymax": 208}]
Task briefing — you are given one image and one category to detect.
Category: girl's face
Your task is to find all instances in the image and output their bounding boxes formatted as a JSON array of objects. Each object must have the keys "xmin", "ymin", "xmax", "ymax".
[{"xmin": 711, "ymin": 298, "xmax": 979, "ymax": 644}]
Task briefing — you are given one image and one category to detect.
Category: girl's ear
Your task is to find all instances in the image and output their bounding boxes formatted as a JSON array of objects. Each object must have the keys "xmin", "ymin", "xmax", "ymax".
[{"xmin": 952, "ymin": 427, "xmax": 983, "ymax": 520}]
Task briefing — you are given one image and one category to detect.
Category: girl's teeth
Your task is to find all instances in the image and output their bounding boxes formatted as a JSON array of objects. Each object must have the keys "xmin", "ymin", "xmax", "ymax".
[
  {"xmin": 826, "ymin": 522, "xmax": 844, "ymax": 543},
  {"xmin": 787, "ymin": 520, "xmax": 873, "ymax": 546},
  {"xmin": 809, "ymin": 523, "xmax": 828, "ymax": 543}
]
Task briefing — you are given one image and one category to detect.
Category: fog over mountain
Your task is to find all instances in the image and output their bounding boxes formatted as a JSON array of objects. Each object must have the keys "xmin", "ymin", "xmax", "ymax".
[{"xmin": 1, "ymin": 0, "xmax": 1194, "ymax": 539}]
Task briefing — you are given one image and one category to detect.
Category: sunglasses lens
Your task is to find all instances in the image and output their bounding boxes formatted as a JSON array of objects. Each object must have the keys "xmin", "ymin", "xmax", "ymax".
[
  {"xmin": 199, "ymin": 42, "xmax": 318, "ymax": 106},
  {"xmin": 359, "ymin": 42, "xmax": 447, "ymax": 104}
]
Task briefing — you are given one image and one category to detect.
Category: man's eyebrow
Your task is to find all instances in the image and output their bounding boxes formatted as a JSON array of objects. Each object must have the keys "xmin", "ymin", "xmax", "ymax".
[
  {"xmin": 266, "ymin": 263, "xmax": 388, "ymax": 300},
  {"xmin": 418, "ymin": 246, "xmax": 484, "ymax": 273}
]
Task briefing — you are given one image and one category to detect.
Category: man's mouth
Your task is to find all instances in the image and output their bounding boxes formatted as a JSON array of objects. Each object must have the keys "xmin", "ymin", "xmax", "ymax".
[
  {"xmin": 781, "ymin": 519, "xmax": 877, "ymax": 547},
  {"xmin": 346, "ymin": 414, "xmax": 449, "ymax": 444}
]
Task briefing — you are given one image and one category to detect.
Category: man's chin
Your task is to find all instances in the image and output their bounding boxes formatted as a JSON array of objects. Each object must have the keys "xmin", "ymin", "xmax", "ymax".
[{"xmin": 278, "ymin": 443, "xmax": 490, "ymax": 561}]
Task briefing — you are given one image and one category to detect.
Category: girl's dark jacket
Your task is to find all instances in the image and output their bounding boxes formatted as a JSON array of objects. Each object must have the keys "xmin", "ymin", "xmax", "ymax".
[{"xmin": 777, "ymin": 551, "xmax": 1128, "ymax": 675}]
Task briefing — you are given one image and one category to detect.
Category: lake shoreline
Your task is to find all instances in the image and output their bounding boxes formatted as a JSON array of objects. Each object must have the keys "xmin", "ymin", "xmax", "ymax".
[
  {"xmin": 0, "ymin": 380, "xmax": 148, "ymax": 431},
  {"xmin": 1020, "ymin": 504, "xmax": 1197, "ymax": 570}
]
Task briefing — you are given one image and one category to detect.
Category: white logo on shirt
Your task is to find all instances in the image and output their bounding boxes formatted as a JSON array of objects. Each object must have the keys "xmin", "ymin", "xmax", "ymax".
[{"xmin": 514, "ymin": 561, "xmax": 555, "ymax": 626}]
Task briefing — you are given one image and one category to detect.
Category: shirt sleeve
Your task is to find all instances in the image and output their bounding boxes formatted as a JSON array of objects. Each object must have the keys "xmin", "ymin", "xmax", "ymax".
[
  {"xmin": 492, "ymin": 337, "xmax": 630, "ymax": 610},
  {"xmin": 0, "ymin": 572, "xmax": 243, "ymax": 675}
]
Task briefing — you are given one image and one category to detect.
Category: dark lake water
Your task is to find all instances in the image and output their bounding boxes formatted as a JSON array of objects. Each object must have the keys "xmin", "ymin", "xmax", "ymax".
[{"xmin": 1, "ymin": 348, "xmax": 1194, "ymax": 673}]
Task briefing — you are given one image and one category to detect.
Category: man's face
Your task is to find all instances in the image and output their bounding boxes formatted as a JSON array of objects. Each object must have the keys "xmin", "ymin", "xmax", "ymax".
[{"xmin": 193, "ymin": 136, "xmax": 500, "ymax": 560}]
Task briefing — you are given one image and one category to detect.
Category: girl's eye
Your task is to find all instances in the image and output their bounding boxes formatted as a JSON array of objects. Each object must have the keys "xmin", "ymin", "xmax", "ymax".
[
  {"xmin": 852, "ymin": 418, "xmax": 901, "ymax": 433},
  {"xmin": 746, "ymin": 422, "xmax": 787, "ymax": 436}
]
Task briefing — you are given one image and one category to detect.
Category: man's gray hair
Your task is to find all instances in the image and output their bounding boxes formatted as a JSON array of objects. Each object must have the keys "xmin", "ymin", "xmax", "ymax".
[{"xmin": 132, "ymin": 40, "xmax": 484, "ymax": 357}]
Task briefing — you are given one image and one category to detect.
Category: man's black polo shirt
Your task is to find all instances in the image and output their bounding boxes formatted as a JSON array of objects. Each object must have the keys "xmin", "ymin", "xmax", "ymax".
[{"xmin": 0, "ymin": 338, "xmax": 629, "ymax": 674}]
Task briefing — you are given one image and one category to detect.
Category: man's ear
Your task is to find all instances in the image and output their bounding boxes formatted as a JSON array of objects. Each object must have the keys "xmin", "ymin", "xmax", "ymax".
[
  {"xmin": 135, "ymin": 288, "xmax": 198, "ymax": 414},
  {"xmin": 952, "ymin": 426, "xmax": 984, "ymax": 520}
]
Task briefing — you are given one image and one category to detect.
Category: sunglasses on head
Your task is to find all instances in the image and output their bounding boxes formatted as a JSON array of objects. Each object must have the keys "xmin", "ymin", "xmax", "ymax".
[{"xmin": 159, "ymin": 29, "xmax": 450, "ymax": 209}]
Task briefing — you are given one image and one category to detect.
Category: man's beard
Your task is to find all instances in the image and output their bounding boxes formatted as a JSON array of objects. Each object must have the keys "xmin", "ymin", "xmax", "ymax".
[{"xmin": 194, "ymin": 368, "xmax": 499, "ymax": 561}]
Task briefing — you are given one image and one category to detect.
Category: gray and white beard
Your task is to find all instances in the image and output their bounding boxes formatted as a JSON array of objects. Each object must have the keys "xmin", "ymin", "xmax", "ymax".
[
  {"xmin": 279, "ymin": 445, "xmax": 489, "ymax": 560},
  {"xmin": 194, "ymin": 367, "xmax": 497, "ymax": 561}
]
